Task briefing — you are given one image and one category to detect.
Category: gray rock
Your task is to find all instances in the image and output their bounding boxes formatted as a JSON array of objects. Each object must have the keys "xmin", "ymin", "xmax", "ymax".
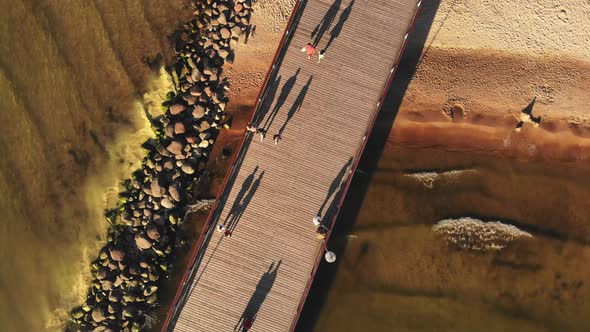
[
  {"xmin": 169, "ymin": 104, "xmax": 186, "ymax": 115},
  {"xmin": 182, "ymin": 94, "xmax": 197, "ymax": 105},
  {"xmin": 199, "ymin": 121, "xmax": 211, "ymax": 132},
  {"xmin": 150, "ymin": 180, "xmax": 164, "ymax": 198},
  {"xmin": 181, "ymin": 164, "xmax": 195, "ymax": 175},
  {"xmin": 135, "ymin": 234, "xmax": 153, "ymax": 250},
  {"xmin": 101, "ymin": 280, "xmax": 113, "ymax": 291},
  {"xmin": 113, "ymin": 276, "xmax": 124, "ymax": 288},
  {"xmin": 147, "ymin": 226, "xmax": 161, "ymax": 241},
  {"xmin": 220, "ymin": 27, "xmax": 231, "ymax": 39},
  {"xmin": 186, "ymin": 135, "xmax": 198, "ymax": 144},
  {"xmin": 91, "ymin": 308, "xmax": 106, "ymax": 323},
  {"xmin": 96, "ymin": 268, "xmax": 107, "ymax": 280},
  {"xmin": 161, "ymin": 197, "xmax": 175, "ymax": 209},
  {"xmin": 165, "ymin": 125, "xmax": 175, "ymax": 138},
  {"xmin": 143, "ymin": 285, "xmax": 158, "ymax": 296},
  {"xmin": 174, "ymin": 122, "xmax": 186, "ymax": 134},
  {"xmin": 218, "ymin": 14, "xmax": 227, "ymax": 25},
  {"xmin": 231, "ymin": 25, "xmax": 242, "ymax": 37},
  {"xmin": 218, "ymin": 49, "xmax": 229, "ymax": 59},
  {"xmin": 163, "ymin": 160, "xmax": 174, "ymax": 170},
  {"xmin": 109, "ymin": 249, "xmax": 125, "ymax": 262},
  {"xmin": 193, "ymin": 105, "xmax": 206, "ymax": 119},
  {"xmin": 191, "ymin": 68, "xmax": 200, "ymax": 82},
  {"xmin": 169, "ymin": 183, "xmax": 181, "ymax": 202},
  {"xmin": 198, "ymin": 139, "xmax": 210, "ymax": 148},
  {"xmin": 166, "ymin": 141, "xmax": 184, "ymax": 155}
]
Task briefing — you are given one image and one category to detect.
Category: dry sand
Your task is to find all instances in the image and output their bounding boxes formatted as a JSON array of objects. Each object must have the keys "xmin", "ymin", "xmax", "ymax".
[{"xmin": 395, "ymin": 0, "xmax": 590, "ymax": 159}]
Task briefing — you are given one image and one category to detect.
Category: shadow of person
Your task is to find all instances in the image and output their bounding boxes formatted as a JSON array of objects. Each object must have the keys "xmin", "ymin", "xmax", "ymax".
[
  {"xmin": 225, "ymin": 166, "xmax": 259, "ymax": 226},
  {"xmin": 254, "ymin": 75, "xmax": 282, "ymax": 125},
  {"xmin": 278, "ymin": 76, "xmax": 313, "ymax": 135},
  {"xmin": 263, "ymin": 68, "xmax": 300, "ymax": 130},
  {"xmin": 311, "ymin": 0, "xmax": 342, "ymax": 47},
  {"xmin": 228, "ymin": 171, "xmax": 265, "ymax": 232},
  {"xmin": 318, "ymin": 157, "xmax": 353, "ymax": 217},
  {"xmin": 235, "ymin": 261, "xmax": 282, "ymax": 331},
  {"xmin": 324, "ymin": 0, "xmax": 355, "ymax": 51}
]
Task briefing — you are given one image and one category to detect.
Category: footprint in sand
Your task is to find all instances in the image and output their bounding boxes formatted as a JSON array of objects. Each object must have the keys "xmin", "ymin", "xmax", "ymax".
[{"xmin": 557, "ymin": 7, "xmax": 569, "ymax": 22}]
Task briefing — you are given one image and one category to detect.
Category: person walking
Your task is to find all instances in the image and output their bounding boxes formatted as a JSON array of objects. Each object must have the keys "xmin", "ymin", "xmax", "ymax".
[
  {"xmin": 273, "ymin": 134, "xmax": 282, "ymax": 145},
  {"xmin": 256, "ymin": 128, "xmax": 266, "ymax": 142},
  {"xmin": 301, "ymin": 43, "xmax": 315, "ymax": 60},
  {"xmin": 313, "ymin": 215, "xmax": 323, "ymax": 226},
  {"xmin": 246, "ymin": 122, "xmax": 257, "ymax": 133},
  {"xmin": 317, "ymin": 50, "xmax": 325, "ymax": 63}
]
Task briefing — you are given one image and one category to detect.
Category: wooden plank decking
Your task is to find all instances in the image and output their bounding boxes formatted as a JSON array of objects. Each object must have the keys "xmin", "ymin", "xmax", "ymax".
[{"xmin": 165, "ymin": 0, "xmax": 422, "ymax": 331}]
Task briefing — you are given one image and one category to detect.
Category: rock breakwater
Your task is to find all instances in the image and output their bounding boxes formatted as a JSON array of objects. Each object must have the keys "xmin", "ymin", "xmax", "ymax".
[{"xmin": 69, "ymin": 0, "xmax": 253, "ymax": 330}]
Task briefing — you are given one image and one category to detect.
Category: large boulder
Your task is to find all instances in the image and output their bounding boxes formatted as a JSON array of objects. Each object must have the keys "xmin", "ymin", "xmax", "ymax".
[
  {"xmin": 220, "ymin": 27, "xmax": 231, "ymax": 39},
  {"xmin": 150, "ymin": 180, "xmax": 164, "ymax": 198},
  {"xmin": 169, "ymin": 104, "xmax": 186, "ymax": 115},
  {"xmin": 166, "ymin": 141, "xmax": 184, "ymax": 155},
  {"xmin": 169, "ymin": 183, "xmax": 181, "ymax": 202},
  {"xmin": 96, "ymin": 268, "xmax": 107, "ymax": 280},
  {"xmin": 135, "ymin": 234, "xmax": 153, "ymax": 250},
  {"xmin": 160, "ymin": 197, "xmax": 175, "ymax": 209},
  {"xmin": 181, "ymin": 164, "xmax": 195, "ymax": 175},
  {"xmin": 174, "ymin": 122, "xmax": 186, "ymax": 134},
  {"xmin": 101, "ymin": 280, "xmax": 113, "ymax": 291},
  {"xmin": 143, "ymin": 285, "xmax": 158, "ymax": 296},
  {"xmin": 163, "ymin": 160, "xmax": 174, "ymax": 170},
  {"xmin": 91, "ymin": 308, "xmax": 106, "ymax": 323},
  {"xmin": 147, "ymin": 226, "xmax": 161, "ymax": 241},
  {"xmin": 109, "ymin": 249, "xmax": 125, "ymax": 262},
  {"xmin": 192, "ymin": 105, "xmax": 206, "ymax": 119}
]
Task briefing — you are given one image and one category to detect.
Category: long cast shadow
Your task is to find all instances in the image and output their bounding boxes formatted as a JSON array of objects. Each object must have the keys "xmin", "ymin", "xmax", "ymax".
[
  {"xmin": 263, "ymin": 68, "xmax": 300, "ymax": 131},
  {"xmin": 324, "ymin": 0, "xmax": 355, "ymax": 51},
  {"xmin": 317, "ymin": 157, "xmax": 353, "ymax": 217},
  {"xmin": 234, "ymin": 261, "xmax": 282, "ymax": 331},
  {"xmin": 167, "ymin": 134, "xmax": 255, "ymax": 330},
  {"xmin": 228, "ymin": 171, "xmax": 265, "ymax": 232},
  {"xmin": 294, "ymin": 1, "xmax": 442, "ymax": 331},
  {"xmin": 278, "ymin": 76, "xmax": 313, "ymax": 135},
  {"xmin": 224, "ymin": 166, "xmax": 259, "ymax": 226},
  {"xmin": 253, "ymin": 75, "xmax": 282, "ymax": 126},
  {"xmin": 311, "ymin": 0, "xmax": 341, "ymax": 47}
]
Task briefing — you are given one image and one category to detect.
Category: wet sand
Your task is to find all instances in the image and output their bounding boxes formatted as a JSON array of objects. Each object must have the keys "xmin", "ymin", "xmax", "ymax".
[
  {"xmin": 303, "ymin": 123, "xmax": 590, "ymax": 331},
  {"xmin": 0, "ymin": 1, "xmax": 192, "ymax": 330}
]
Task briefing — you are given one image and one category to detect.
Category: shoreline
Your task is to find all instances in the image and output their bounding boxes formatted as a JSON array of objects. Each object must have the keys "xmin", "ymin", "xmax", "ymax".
[{"xmin": 392, "ymin": 115, "xmax": 590, "ymax": 164}]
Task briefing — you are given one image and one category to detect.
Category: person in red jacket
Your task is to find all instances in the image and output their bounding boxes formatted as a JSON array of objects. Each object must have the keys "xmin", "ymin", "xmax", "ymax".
[{"xmin": 302, "ymin": 43, "xmax": 315, "ymax": 60}]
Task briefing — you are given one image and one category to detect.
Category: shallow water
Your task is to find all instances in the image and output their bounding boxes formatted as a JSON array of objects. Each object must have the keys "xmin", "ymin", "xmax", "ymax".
[
  {"xmin": 0, "ymin": 0, "xmax": 191, "ymax": 330},
  {"xmin": 302, "ymin": 142, "xmax": 590, "ymax": 332}
]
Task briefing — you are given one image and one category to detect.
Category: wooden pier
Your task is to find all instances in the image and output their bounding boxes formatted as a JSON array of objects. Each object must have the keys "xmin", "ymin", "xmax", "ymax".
[{"xmin": 163, "ymin": 0, "xmax": 423, "ymax": 330}]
